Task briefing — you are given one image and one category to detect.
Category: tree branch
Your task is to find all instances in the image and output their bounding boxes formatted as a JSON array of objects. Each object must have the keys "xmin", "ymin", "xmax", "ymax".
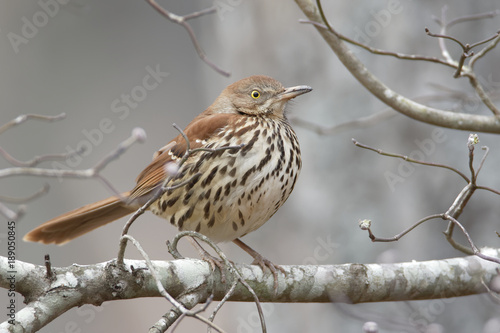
[
  {"xmin": 294, "ymin": 0, "xmax": 500, "ymax": 133},
  {"xmin": 1, "ymin": 251, "xmax": 499, "ymax": 331}
]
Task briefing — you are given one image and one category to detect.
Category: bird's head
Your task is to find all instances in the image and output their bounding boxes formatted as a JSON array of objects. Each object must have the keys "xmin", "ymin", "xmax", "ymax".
[{"xmin": 210, "ymin": 75, "xmax": 312, "ymax": 118}]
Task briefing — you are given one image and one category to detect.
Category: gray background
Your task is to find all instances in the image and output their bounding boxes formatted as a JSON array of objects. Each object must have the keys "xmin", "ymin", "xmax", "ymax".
[{"xmin": 1, "ymin": 0, "xmax": 499, "ymax": 332}]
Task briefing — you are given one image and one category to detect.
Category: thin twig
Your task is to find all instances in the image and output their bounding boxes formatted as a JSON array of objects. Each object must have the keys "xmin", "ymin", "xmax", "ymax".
[
  {"xmin": 444, "ymin": 215, "xmax": 500, "ymax": 264},
  {"xmin": 290, "ymin": 109, "xmax": 397, "ymax": 135},
  {"xmin": 446, "ymin": 10, "xmax": 500, "ymax": 29},
  {"xmin": 0, "ymin": 146, "xmax": 86, "ymax": 167},
  {"xmin": 0, "ymin": 113, "xmax": 66, "ymax": 135},
  {"xmin": 167, "ymin": 231, "xmax": 267, "ymax": 333},
  {"xmin": 299, "ymin": 19, "xmax": 456, "ymax": 69},
  {"xmin": 0, "ymin": 184, "xmax": 49, "ymax": 204},
  {"xmin": 44, "ymin": 254, "xmax": 53, "ymax": 279},
  {"xmin": 0, "ymin": 128, "xmax": 146, "ymax": 181},
  {"xmin": 470, "ymin": 31, "xmax": 500, "ymax": 68},
  {"xmin": 120, "ymin": 235, "xmax": 188, "ymax": 311},
  {"xmin": 145, "ymin": 0, "xmax": 230, "ymax": 77},
  {"xmin": 362, "ymin": 214, "xmax": 443, "ymax": 242},
  {"xmin": 0, "ymin": 202, "xmax": 25, "ymax": 221},
  {"xmin": 352, "ymin": 139, "xmax": 470, "ymax": 182}
]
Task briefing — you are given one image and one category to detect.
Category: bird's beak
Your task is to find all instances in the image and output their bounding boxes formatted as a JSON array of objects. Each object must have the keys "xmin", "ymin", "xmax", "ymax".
[{"xmin": 279, "ymin": 85, "xmax": 312, "ymax": 101}]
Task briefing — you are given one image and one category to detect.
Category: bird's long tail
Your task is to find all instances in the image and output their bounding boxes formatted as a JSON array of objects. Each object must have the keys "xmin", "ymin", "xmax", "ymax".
[{"xmin": 23, "ymin": 192, "xmax": 135, "ymax": 245}]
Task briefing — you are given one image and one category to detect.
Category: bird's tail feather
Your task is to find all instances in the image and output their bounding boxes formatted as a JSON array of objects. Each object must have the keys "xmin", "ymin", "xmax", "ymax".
[{"xmin": 23, "ymin": 192, "xmax": 135, "ymax": 245}]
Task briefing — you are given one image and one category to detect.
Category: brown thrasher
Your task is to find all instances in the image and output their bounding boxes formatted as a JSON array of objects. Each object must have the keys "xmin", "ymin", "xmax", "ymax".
[{"xmin": 24, "ymin": 75, "xmax": 311, "ymax": 277}]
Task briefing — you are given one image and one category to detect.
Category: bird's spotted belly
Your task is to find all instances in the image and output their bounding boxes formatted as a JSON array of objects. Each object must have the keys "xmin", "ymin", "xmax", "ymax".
[{"xmin": 150, "ymin": 118, "xmax": 301, "ymax": 243}]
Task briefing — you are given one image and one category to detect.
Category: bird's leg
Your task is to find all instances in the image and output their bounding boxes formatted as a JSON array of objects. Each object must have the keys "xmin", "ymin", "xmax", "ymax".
[
  {"xmin": 188, "ymin": 236, "xmax": 227, "ymax": 283},
  {"xmin": 233, "ymin": 238, "xmax": 284, "ymax": 292}
]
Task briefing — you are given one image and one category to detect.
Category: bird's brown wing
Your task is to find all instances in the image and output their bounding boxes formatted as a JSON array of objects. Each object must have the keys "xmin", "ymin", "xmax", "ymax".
[{"xmin": 128, "ymin": 113, "xmax": 236, "ymax": 201}]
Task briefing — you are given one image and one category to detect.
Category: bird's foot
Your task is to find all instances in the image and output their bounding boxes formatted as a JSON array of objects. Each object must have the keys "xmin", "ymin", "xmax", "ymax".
[{"xmin": 233, "ymin": 238, "xmax": 284, "ymax": 293}]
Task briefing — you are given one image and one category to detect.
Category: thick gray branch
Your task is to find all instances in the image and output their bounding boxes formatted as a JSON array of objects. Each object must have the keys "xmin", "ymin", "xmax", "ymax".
[
  {"xmin": 1, "ymin": 250, "xmax": 499, "ymax": 332},
  {"xmin": 294, "ymin": 0, "xmax": 500, "ymax": 133}
]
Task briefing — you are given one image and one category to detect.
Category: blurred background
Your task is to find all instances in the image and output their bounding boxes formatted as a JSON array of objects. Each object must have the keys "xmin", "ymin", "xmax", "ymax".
[{"xmin": 1, "ymin": 0, "xmax": 499, "ymax": 332}]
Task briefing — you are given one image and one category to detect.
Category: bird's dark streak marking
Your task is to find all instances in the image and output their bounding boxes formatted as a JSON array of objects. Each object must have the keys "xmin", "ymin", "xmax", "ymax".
[
  {"xmin": 183, "ymin": 189, "xmax": 194, "ymax": 205},
  {"xmin": 229, "ymin": 168, "xmax": 236, "ymax": 177},
  {"xmin": 258, "ymin": 177, "xmax": 265, "ymax": 188},
  {"xmin": 217, "ymin": 205, "xmax": 223, "ymax": 213},
  {"xmin": 186, "ymin": 173, "xmax": 202, "ymax": 191},
  {"xmin": 295, "ymin": 155, "xmax": 301, "ymax": 168},
  {"xmin": 204, "ymin": 188, "xmax": 212, "ymax": 199},
  {"xmin": 291, "ymin": 173, "xmax": 299, "ymax": 191},
  {"xmin": 228, "ymin": 156, "xmax": 237, "ymax": 167},
  {"xmin": 201, "ymin": 165, "xmax": 219, "ymax": 188},
  {"xmin": 214, "ymin": 187, "xmax": 222, "ymax": 202},
  {"xmin": 240, "ymin": 130, "xmax": 260, "ymax": 156},
  {"xmin": 170, "ymin": 214, "xmax": 176, "ymax": 226},
  {"xmin": 232, "ymin": 221, "xmax": 238, "ymax": 231},
  {"xmin": 203, "ymin": 201, "xmax": 210, "ymax": 219},
  {"xmin": 224, "ymin": 182, "xmax": 231, "ymax": 196},
  {"xmin": 234, "ymin": 120, "xmax": 259, "ymax": 137},
  {"xmin": 256, "ymin": 148, "xmax": 272, "ymax": 172},
  {"xmin": 238, "ymin": 210, "xmax": 245, "ymax": 226},
  {"xmin": 195, "ymin": 223, "xmax": 201, "ymax": 232},
  {"xmin": 178, "ymin": 206, "xmax": 195, "ymax": 229},
  {"xmin": 288, "ymin": 149, "xmax": 295, "ymax": 168},
  {"xmin": 161, "ymin": 201, "xmax": 167, "ymax": 212},
  {"xmin": 166, "ymin": 196, "xmax": 179, "ymax": 208},
  {"xmin": 219, "ymin": 165, "xmax": 228, "ymax": 175},
  {"xmin": 208, "ymin": 215, "xmax": 215, "ymax": 228},
  {"xmin": 271, "ymin": 128, "xmax": 286, "ymax": 176},
  {"xmin": 240, "ymin": 166, "xmax": 256, "ymax": 186}
]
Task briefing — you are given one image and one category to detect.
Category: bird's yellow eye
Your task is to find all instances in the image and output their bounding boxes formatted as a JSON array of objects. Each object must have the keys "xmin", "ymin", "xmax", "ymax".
[{"xmin": 251, "ymin": 90, "xmax": 260, "ymax": 99}]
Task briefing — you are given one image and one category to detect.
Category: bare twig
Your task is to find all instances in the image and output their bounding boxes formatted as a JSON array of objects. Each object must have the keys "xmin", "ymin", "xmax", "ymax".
[
  {"xmin": 290, "ymin": 109, "xmax": 397, "ymax": 135},
  {"xmin": 0, "ymin": 184, "xmax": 49, "ymax": 204},
  {"xmin": 121, "ymin": 235, "xmax": 228, "ymax": 333},
  {"xmin": 167, "ymin": 231, "xmax": 267, "ymax": 333},
  {"xmin": 352, "ymin": 139, "xmax": 470, "ymax": 182},
  {"xmin": 0, "ymin": 128, "xmax": 145, "ymax": 182},
  {"xmin": 145, "ymin": 0, "xmax": 230, "ymax": 77},
  {"xmin": 426, "ymin": 27, "xmax": 500, "ymax": 79},
  {"xmin": 355, "ymin": 134, "xmax": 500, "ymax": 264},
  {"xmin": 0, "ymin": 146, "xmax": 86, "ymax": 168},
  {"xmin": 0, "ymin": 113, "xmax": 66, "ymax": 135},
  {"xmin": 444, "ymin": 10, "xmax": 500, "ymax": 29},
  {"xmin": 299, "ymin": 18, "xmax": 456, "ymax": 69},
  {"xmin": 44, "ymin": 254, "xmax": 53, "ymax": 279},
  {"xmin": 360, "ymin": 214, "xmax": 443, "ymax": 242},
  {"xmin": 0, "ymin": 202, "xmax": 25, "ymax": 221}
]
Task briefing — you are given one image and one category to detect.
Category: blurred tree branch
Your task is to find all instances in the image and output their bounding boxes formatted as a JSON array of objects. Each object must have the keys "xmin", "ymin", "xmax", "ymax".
[
  {"xmin": 294, "ymin": 0, "xmax": 500, "ymax": 133},
  {"xmin": 145, "ymin": 0, "xmax": 231, "ymax": 77}
]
